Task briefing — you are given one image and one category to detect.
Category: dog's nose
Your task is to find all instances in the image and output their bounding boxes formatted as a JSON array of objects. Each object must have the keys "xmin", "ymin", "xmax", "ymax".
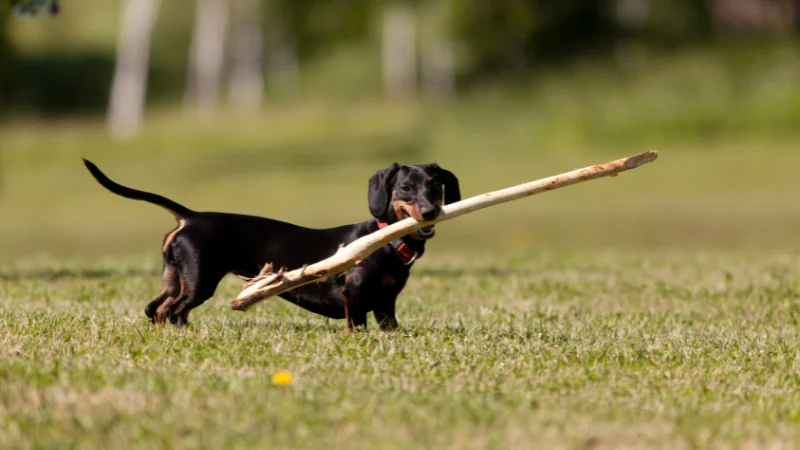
[{"xmin": 420, "ymin": 206, "xmax": 438, "ymax": 221}]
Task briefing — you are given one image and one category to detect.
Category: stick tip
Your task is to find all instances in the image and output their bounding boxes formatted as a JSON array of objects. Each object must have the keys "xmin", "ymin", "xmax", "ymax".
[
  {"xmin": 230, "ymin": 299, "xmax": 249, "ymax": 311},
  {"xmin": 625, "ymin": 150, "xmax": 659, "ymax": 168}
]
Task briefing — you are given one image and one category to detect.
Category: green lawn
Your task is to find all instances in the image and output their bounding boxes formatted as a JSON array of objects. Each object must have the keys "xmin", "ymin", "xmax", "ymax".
[{"xmin": 2, "ymin": 252, "xmax": 800, "ymax": 449}]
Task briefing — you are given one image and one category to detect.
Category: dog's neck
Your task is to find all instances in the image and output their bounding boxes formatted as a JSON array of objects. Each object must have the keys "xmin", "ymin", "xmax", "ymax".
[{"xmin": 374, "ymin": 218, "xmax": 427, "ymax": 265}]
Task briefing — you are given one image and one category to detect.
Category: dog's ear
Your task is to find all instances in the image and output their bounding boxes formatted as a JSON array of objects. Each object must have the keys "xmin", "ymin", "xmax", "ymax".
[
  {"xmin": 368, "ymin": 163, "xmax": 400, "ymax": 218},
  {"xmin": 438, "ymin": 167, "xmax": 461, "ymax": 205},
  {"xmin": 426, "ymin": 163, "xmax": 461, "ymax": 205}
]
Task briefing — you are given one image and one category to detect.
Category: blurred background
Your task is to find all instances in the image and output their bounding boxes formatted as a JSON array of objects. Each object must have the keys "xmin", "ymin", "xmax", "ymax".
[{"xmin": 1, "ymin": 0, "xmax": 799, "ymax": 262}]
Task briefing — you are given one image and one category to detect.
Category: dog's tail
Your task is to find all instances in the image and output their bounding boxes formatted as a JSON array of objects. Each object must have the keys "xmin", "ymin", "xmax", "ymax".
[{"xmin": 82, "ymin": 158, "xmax": 196, "ymax": 221}]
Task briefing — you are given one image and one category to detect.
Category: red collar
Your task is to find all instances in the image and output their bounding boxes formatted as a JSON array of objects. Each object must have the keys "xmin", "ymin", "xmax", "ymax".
[{"xmin": 376, "ymin": 220, "xmax": 422, "ymax": 265}]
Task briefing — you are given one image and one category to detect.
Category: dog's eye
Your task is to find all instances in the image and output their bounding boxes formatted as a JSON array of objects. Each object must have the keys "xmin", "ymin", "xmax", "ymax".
[{"xmin": 400, "ymin": 185, "xmax": 413, "ymax": 192}]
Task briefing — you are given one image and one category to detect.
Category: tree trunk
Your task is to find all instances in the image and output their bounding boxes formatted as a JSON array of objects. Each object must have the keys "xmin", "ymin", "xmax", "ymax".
[
  {"xmin": 184, "ymin": 0, "xmax": 229, "ymax": 117},
  {"xmin": 382, "ymin": 1, "xmax": 417, "ymax": 99},
  {"xmin": 107, "ymin": 0, "xmax": 161, "ymax": 139},
  {"xmin": 227, "ymin": 0, "xmax": 263, "ymax": 112}
]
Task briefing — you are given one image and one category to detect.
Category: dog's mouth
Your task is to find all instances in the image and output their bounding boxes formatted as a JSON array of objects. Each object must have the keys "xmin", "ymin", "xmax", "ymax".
[
  {"xmin": 399, "ymin": 209, "xmax": 437, "ymax": 239},
  {"xmin": 416, "ymin": 225, "xmax": 435, "ymax": 238}
]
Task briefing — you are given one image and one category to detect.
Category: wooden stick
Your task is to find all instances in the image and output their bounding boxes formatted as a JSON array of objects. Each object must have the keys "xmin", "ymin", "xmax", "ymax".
[{"xmin": 230, "ymin": 150, "xmax": 659, "ymax": 311}]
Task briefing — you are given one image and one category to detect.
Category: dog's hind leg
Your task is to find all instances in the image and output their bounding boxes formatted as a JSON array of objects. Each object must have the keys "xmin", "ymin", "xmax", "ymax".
[
  {"xmin": 161, "ymin": 246, "xmax": 225, "ymax": 327},
  {"xmin": 145, "ymin": 262, "xmax": 181, "ymax": 323},
  {"xmin": 168, "ymin": 269, "xmax": 223, "ymax": 327},
  {"xmin": 155, "ymin": 280, "xmax": 185, "ymax": 326}
]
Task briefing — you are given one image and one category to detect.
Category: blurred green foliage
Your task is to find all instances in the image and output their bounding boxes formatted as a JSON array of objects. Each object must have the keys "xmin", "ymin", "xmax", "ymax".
[{"xmin": 1, "ymin": 0, "xmax": 798, "ymax": 117}]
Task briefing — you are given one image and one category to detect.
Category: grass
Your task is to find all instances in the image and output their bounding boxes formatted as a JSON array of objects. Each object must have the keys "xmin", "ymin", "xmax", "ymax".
[{"xmin": 2, "ymin": 251, "xmax": 800, "ymax": 449}]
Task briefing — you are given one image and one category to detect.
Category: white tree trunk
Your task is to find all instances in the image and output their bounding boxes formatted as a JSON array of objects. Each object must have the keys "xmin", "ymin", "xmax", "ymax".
[
  {"xmin": 107, "ymin": 0, "xmax": 161, "ymax": 139},
  {"xmin": 227, "ymin": 0, "xmax": 263, "ymax": 112},
  {"xmin": 184, "ymin": 0, "xmax": 229, "ymax": 116},
  {"xmin": 382, "ymin": 1, "xmax": 417, "ymax": 99}
]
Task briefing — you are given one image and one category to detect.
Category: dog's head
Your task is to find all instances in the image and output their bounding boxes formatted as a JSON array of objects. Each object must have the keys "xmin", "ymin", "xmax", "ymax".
[{"xmin": 368, "ymin": 162, "xmax": 461, "ymax": 240}]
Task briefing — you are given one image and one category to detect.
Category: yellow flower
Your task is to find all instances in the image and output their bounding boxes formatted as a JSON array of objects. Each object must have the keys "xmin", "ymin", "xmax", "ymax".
[{"xmin": 272, "ymin": 371, "xmax": 293, "ymax": 385}]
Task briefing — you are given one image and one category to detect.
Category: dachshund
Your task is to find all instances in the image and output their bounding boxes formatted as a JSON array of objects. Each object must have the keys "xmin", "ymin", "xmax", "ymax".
[{"xmin": 82, "ymin": 159, "xmax": 460, "ymax": 330}]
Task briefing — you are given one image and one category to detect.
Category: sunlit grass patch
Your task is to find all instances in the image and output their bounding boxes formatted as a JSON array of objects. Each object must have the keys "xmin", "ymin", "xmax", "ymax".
[{"xmin": 2, "ymin": 252, "xmax": 800, "ymax": 448}]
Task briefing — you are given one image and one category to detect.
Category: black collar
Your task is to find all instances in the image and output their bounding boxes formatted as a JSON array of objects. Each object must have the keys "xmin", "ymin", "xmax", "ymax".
[{"xmin": 376, "ymin": 220, "xmax": 423, "ymax": 265}]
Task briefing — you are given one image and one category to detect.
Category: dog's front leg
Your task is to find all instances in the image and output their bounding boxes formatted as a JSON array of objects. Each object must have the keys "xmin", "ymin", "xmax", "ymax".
[{"xmin": 373, "ymin": 310, "xmax": 399, "ymax": 331}]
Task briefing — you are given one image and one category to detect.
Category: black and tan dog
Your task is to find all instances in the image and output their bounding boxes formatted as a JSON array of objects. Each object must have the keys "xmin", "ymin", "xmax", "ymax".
[{"xmin": 82, "ymin": 159, "xmax": 460, "ymax": 330}]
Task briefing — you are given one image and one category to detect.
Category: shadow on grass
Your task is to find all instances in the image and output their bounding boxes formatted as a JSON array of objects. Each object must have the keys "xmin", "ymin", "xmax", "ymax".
[
  {"xmin": 223, "ymin": 318, "xmax": 558, "ymax": 342},
  {"xmin": 228, "ymin": 319, "xmax": 343, "ymax": 334}
]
